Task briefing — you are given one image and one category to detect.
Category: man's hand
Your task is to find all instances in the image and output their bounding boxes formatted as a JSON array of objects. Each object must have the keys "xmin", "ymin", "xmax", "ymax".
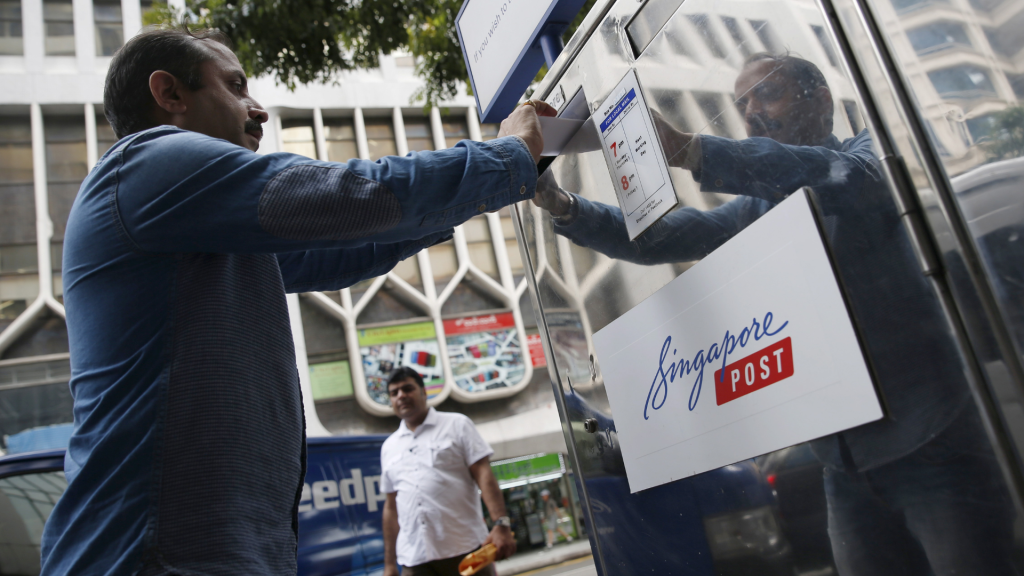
[
  {"xmin": 383, "ymin": 565, "xmax": 400, "ymax": 576},
  {"xmin": 498, "ymin": 100, "xmax": 558, "ymax": 163},
  {"xmin": 532, "ymin": 169, "xmax": 572, "ymax": 217},
  {"xmin": 650, "ymin": 108, "xmax": 695, "ymax": 169},
  {"xmin": 484, "ymin": 524, "xmax": 517, "ymax": 560}
]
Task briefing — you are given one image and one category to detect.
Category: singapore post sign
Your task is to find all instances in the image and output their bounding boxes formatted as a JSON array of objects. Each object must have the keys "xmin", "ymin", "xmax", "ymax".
[{"xmin": 593, "ymin": 190, "xmax": 884, "ymax": 493}]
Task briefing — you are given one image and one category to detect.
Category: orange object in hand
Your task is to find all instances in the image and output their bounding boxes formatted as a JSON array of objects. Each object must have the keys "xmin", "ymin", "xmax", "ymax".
[{"xmin": 458, "ymin": 543, "xmax": 498, "ymax": 576}]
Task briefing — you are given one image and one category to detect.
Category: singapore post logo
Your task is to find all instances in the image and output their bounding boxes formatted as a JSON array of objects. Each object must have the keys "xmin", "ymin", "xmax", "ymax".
[{"xmin": 644, "ymin": 312, "xmax": 794, "ymax": 420}]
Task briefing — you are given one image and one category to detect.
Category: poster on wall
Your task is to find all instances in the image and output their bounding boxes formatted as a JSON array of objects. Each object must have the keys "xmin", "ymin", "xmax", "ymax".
[
  {"xmin": 359, "ymin": 322, "xmax": 444, "ymax": 406},
  {"xmin": 309, "ymin": 360, "xmax": 353, "ymax": 401},
  {"xmin": 445, "ymin": 312, "xmax": 526, "ymax": 393}
]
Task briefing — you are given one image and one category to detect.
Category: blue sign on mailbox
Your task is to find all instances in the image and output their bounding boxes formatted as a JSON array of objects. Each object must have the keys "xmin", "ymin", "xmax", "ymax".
[{"xmin": 456, "ymin": 0, "xmax": 589, "ymax": 123}]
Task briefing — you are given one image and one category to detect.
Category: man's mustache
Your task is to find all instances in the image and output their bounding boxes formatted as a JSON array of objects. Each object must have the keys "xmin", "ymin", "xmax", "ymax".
[
  {"xmin": 244, "ymin": 118, "xmax": 264, "ymax": 136},
  {"xmin": 746, "ymin": 113, "xmax": 783, "ymax": 135}
]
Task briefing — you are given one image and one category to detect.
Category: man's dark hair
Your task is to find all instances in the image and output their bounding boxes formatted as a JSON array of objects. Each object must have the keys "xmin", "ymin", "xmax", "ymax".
[
  {"xmin": 388, "ymin": 367, "xmax": 425, "ymax": 389},
  {"xmin": 103, "ymin": 25, "xmax": 231, "ymax": 139},
  {"xmin": 744, "ymin": 52, "xmax": 829, "ymax": 96},
  {"xmin": 743, "ymin": 52, "xmax": 832, "ymax": 132}
]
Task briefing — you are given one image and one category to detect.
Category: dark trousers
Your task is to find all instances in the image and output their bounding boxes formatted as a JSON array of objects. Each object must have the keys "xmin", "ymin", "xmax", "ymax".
[
  {"xmin": 826, "ymin": 407, "xmax": 1019, "ymax": 576},
  {"xmin": 402, "ymin": 550, "xmax": 497, "ymax": 576}
]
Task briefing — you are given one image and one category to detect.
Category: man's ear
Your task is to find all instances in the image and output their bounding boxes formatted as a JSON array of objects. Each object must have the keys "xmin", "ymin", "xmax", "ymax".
[{"xmin": 149, "ymin": 70, "xmax": 187, "ymax": 115}]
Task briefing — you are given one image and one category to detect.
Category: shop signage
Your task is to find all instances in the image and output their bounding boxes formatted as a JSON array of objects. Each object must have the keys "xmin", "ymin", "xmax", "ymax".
[
  {"xmin": 456, "ymin": 0, "xmax": 588, "ymax": 122},
  {"xmin": 596, "ymin": 70, "xmax": 677, "ymax": 240},
  {"xmin": 358, "ymin": 322, "xmax": 444, "ymax": 405},
  {"xmin": 309, "ymin": 360, "xmax": 353, "ymax": 401},
  {"xmin": 592, "ymin": 190, "xmax": 883, "ymax": 493},
  {"xmin": 445, "ymin": 312, "xmax": 526, "ymax": 393},
  {"xmin": 491, "ymin": 452, "xmax": 565, "ymax": 483}
]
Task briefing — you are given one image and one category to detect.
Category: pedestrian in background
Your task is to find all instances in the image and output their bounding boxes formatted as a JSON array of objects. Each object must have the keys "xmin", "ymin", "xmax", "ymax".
[
  {"xmin": 541, "ymin": 489, "xmax": 573, "ymax": 549},
  {"xmin": 381, "ymin": 367, "xmax": 516, "ymax": 575}
]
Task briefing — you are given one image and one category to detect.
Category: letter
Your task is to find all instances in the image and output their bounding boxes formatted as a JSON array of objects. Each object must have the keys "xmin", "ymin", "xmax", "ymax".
[
  {"xmin": 739, "ymin": 327, "xmax": 751, "ymax": 347},
  {"xmin": 762, "ymin": 312, "xmax": 790, "ymax": 337},
  {"xmin": 298, "ymin": 483, "xmax": 312, "ymax": 513},
  {"xmin": 731, "ymin": 369, "xmax": 740, "ymax": 392},
  {"xmin": 644, "ymin": 336, "xmax": 672, "ymax": 420},
  {"xmin": 760, "ymin": 355, "xmax": 770, "ymax": 378},
  {"xmin": 364, "ymin": 475, "xmax": 387, "ymax": 513},
  {"xmin": 340, "ymin": 468, "xmax": 366, "ymax": 505},
  {"xmin": 745, "ymin": 363, "xmax": 755, "ymax": 386},
  {"xmin": 752, "ymin": 317, "xmax": 763, "ymax": 340},
  {"xmin": 689, "ymin": 350, "xmax": 707, "ymax": 411},
  {"xmin": 774, "ymin": 348, "xmax": 784, "ymax": 372},
  {"xmin": 312, "ymin": 480, "xmax": 340, "ymax": 510},
  {"xmin": 718, "ymin": 331, "xmax": 737, "ymax": 383}
]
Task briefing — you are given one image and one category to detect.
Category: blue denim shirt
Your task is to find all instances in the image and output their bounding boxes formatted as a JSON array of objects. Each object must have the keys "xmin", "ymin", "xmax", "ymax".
[
  {"xmin": 40, "ymin": 126, "xmax": 536, "ymax": 575},
  {"xmin": 556, "ymin": 131, "xmax": 970, "ymax": 471}
]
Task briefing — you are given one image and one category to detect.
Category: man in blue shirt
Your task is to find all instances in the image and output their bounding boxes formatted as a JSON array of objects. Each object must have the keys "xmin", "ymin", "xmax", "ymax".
[
  {"xmin": 41, "ymin": 26, "xmax": 554, "ymax": 575},
  {"xmin": 534, "ymin": 53, "xmax": 1017, "ymax": 575}
]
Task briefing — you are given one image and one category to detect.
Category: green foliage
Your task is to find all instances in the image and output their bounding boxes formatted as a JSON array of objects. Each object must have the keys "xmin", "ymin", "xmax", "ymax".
[
  {"xmin": 984, "ymin": 106, "xmax": 1024, "ymax": 162},
  {"xmin": 150, "ymin": 0, "xmax": 598, "ymax": 106}
]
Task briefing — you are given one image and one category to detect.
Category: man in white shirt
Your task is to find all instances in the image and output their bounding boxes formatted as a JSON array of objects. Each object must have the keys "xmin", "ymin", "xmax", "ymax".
[{"xmin": 381, "ymin": 367, "xmax": 516, "ymax": 576}]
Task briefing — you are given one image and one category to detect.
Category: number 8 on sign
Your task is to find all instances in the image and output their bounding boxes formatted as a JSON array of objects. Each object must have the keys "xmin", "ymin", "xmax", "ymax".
[{"xmin": 621, "ymin": 175, "xmax": 629, "ymax": 190}]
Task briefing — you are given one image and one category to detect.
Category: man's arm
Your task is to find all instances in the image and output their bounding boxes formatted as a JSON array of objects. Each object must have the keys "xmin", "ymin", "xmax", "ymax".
[
  {"xmin": 653, "ymin": 113, "xmax": 883, "ymax": 209},
  {"xmin": 692, "ymin": 132, "xmax": 883, "ymax": 208},
  {"xmin": 275, "ymin": 229, "xmax": 453, "ymax": 293},
  {"xmin": 551, "ymin": 191, "xmax": 758, "ymax": 265},
  {"xmin": 469, "ymin": 456, "xmax": 516, "ymax": 560},
  {"xmin": 112, "ymin": 129, "xmax": 535, "ymax": 256},
  {"xmin": 383, "ymin": 492, "xmax": 400, "ymax": 576}
]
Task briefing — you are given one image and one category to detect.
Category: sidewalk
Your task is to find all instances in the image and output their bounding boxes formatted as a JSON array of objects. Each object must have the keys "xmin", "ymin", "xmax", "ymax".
[{"xmin": 495, "ymin": 540, "xmax": 594, "ymax": 576}]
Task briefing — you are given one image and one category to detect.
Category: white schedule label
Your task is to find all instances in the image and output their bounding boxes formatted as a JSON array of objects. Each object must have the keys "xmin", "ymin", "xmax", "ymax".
[{"xmin": 596, "ymin": 70, "xmax": 677, "ymax": 240}]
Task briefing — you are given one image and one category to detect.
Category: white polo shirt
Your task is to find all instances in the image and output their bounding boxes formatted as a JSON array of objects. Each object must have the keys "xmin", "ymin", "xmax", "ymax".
[{"xmin": 380, "ymin": 408, "xmax": 494, "ymax": 567}]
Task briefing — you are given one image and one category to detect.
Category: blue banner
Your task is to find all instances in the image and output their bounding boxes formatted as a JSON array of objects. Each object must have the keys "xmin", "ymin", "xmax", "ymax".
[{"xmin": 600, "ymin": 88, "xmax": 636, "ymax": 133}]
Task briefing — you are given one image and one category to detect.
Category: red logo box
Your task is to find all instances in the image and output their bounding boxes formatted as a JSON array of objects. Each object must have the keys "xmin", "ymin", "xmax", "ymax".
[{"xmin": 714, "ymin": 337, "xmax": 794, "ymax": 406}]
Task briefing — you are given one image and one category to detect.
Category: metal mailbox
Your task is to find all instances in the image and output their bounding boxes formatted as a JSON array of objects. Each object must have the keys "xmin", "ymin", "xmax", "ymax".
[{"xmin": 508, "ymin": 0, "xmax": 1024, "ymax": 572}]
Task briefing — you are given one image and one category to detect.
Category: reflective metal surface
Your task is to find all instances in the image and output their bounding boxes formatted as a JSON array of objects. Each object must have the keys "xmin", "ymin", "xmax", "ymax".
[{"xmin": 516, "ymin": 0, "xmax": 1024, "ymax": 573}]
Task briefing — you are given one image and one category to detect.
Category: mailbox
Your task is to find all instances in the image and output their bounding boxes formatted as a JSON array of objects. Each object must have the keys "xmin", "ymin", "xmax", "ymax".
[{"xmin": 488, "ymin": 0, "xmax": 1024, "ymax": 572}]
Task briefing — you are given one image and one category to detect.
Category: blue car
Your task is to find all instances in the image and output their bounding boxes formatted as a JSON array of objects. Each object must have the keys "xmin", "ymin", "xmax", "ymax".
[{"xmin": 0, "ymin": 435, "xmax": 390, "ymax": 576}]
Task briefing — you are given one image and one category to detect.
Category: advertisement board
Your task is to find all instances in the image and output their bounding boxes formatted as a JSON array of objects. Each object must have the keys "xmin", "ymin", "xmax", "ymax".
[
  {"xmin": 445, "ymin": 312, "xmax": 526, "ymax": 393},
  {"xmin": 309, "ymin": 360, "xmax": 353, "ymax": 401},
  {"xmin": 359, "ymin": 322, "xmax": 444, "ymax": 406}
]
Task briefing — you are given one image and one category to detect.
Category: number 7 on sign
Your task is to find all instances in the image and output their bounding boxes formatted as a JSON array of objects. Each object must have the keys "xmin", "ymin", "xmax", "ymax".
[{"xmin": 610, "ymin": 141, "xmax": 617, "ymax": 157}]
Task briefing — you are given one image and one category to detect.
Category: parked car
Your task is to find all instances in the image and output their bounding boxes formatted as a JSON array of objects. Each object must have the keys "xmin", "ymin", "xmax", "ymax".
[
  {"xmin": 562, "ymin": 391, "xmax": 794, "ymax": 576},
  {"xmin": 0, "ymin": 435, "xmax": 389, "ymax": 576},
  {"xmin": 756, "ymin": 444, "xmax": 836, "ymax": 574}
]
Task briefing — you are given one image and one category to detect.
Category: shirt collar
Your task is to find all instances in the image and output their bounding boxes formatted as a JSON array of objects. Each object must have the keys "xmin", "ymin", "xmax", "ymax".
[{"xmin": 398, "ymin": 407, "xmax": 437, "ymax": 437}]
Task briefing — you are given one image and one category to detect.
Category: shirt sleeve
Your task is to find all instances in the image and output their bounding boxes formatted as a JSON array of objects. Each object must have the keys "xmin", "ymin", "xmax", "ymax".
[
  {"xmin": 275, "ymin": 229, "xmax": 453, "ymax": 293},
  {"xmin": 693, "ymin": 131, "xmax": 883, "ymax": 209},
  {"xmin": 458, "ymin": 416, "xmax": 494, "ymax": 467},
  {"xmin": 112, "ymin": 127, "xmax": 536, "ymax": 255},
  {"xmin": 555, "ymin": 194, "xmax": 760, "ymax": 265}
]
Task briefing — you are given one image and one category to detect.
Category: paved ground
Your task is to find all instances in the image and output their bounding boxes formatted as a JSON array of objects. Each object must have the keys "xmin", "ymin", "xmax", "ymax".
[
  {"xmin": 511, "ymin": 556, "xmax": 597, "ymax": 576},
  {"xmin": 494, "ymin": 540, "xmax": 594, "ymax": 576}
]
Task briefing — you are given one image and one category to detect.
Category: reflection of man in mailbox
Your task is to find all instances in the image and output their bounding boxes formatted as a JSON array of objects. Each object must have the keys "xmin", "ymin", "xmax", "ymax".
[{"xmin": 535, "ymin": 53, "xmax": 1017, "ymax": 574}]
